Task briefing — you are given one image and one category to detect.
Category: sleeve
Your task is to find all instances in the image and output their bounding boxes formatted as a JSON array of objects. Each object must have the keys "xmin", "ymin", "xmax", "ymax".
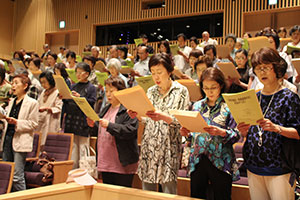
[
  {"xmin": 51, "ymin": 95, "xmax": 63, "ymax": 114},
  {"xmin": 16, "ymin": 101, "xmax": 39, "ymax": 133},
  {"xmin": 106, "ymin": 112, "xmax": 139, "ymax": 140},
  {"xmin": 86, "ymin": 84, "xmax": 97, "ymax": 107},
  {"xmin": 222, "ymin": 108, "xmax": 240, "ymax": 144},
  {"xmin": 285, "ymin": 94, "xmax": 300, "ymax": 137}
]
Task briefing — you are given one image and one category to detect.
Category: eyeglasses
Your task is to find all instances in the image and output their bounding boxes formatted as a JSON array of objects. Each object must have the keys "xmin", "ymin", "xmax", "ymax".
[
  {"xmin": 254, "ymin": 66, "xmax": 273, "ymax": 73},
  {"xmin": 235, "ymin": 56, "xmax": 246, "ymax": 60},
  {"xmin": 202, "ymin": 86, "xmax": 220, "ymax": 91},
  {"xmin": 76, "ymin": 71, "xmax": 87, "ymax": 75}
]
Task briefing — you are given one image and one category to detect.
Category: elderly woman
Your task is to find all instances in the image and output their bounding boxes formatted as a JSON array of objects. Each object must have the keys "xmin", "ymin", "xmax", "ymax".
[
  {"xmin": 37, "ymin": 71, "xmax": 62, "ymax": 147},
  {"xmin": 0, "ymin": 74, "xmax": 39, "ymax": 191},
  {"xmin": 107, "ymin": 58, "xmax": 128, "ymax": 88},
  {"xmin": 87, "ymin": 76, "xmax": 139, "ymax": 187},
  {"xmin": 237, "ymin": 47, "xmax": 300, "ymax": 200},
  {"xmin": 128, "ymin": 53, "xmax": 190, "ymax": 194}
]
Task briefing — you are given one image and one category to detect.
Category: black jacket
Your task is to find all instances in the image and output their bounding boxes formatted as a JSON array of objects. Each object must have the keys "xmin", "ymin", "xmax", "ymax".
[{"xmin": 94, "ymin": 104, "xmax": 139, "ymax": 166}]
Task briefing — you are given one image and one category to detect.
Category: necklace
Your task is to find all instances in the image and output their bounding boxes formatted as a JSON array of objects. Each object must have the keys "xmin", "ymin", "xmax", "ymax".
[{"xmin": 257, "ymin": 85, "xmax": 281, "ymax": 147}]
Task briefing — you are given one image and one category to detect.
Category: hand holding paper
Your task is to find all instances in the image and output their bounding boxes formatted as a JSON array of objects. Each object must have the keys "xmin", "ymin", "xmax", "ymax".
[
  {"xmin": 113, "ymin": 85, "xmax": 155, "ymax": 117},
  {"xmin": 72, "ymin": 96, "xmax": 100, "ymax": 121},
  {"xmin": 53, "ymin": 75, "xmax": 73, "ymax": 99}
]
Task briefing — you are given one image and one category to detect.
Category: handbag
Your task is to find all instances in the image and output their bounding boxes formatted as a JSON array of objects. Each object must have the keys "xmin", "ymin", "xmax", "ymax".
[{"xmin": 79, "ymin": 146, "xmax": 98, "ymax": 179}]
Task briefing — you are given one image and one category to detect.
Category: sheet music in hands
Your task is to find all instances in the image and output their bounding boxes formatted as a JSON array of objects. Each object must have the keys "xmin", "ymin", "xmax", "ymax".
[
  {"xmin": 218, "ymin": 62, "xmax": 241, "ymax": 79},
  {"xmin": 113, "ymin": 85, "xmax": 155, "ymax": 117},
  {"xmin": 53, "ymin": 75, "xmax": 73, "ymax": 99},
  {"xmin": 222, "ymin": 89, "xmax": 263, "ymax": 125},
  {"xmin": 169, "ymin": 109, "xmax": 208, "ymax": 133}
]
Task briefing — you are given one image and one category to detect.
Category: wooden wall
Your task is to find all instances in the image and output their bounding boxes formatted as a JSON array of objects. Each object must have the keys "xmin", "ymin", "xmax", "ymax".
[
  {"xmin": 7, "ymin": 0, "xmax": 300, "ymax": 56},
  {"xmin": 0, "ymin": 0, "xmax": 14, "ymax": 59}
]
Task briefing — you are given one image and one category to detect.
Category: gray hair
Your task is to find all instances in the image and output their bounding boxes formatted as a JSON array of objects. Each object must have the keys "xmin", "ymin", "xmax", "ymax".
[
  {"xmin": 107, "ymin": 58, "xmax": 121, "ymax": 72},
  {"xmin": 91, "ymin": 46, "xmax": 100, "ymax": 52}
]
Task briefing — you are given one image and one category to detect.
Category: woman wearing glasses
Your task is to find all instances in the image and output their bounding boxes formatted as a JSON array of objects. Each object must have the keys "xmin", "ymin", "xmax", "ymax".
[
  {"xmin": 180, "ymin": 67, "xmax": 240, "ymax": 199},
  {"xmin": 237, "ymin": 47, "xmax": 300, "ymax": 200},
  {"xmin": 63, "ymin": 62, "xmax": 97, "ymax": 168}
]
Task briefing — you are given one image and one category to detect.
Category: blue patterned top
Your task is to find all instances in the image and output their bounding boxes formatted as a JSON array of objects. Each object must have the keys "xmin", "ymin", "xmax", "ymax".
[{"xmin": 189, "ymin": 96, "xmax": 240, "ymax": 181}]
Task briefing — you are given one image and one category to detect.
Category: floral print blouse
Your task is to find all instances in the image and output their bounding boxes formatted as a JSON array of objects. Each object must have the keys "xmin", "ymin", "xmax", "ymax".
[
  {"xmin": 138, "ymin": 81, "xmax": 190, "ymax": 184},
  {"xmin": 189, "ymin": 96, "xmax": 240, "ymax": 181}
]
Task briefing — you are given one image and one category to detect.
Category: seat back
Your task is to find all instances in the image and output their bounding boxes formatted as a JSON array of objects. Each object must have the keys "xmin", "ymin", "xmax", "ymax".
[
  {"xmin": 0, "ymin": 161, "xmax": 14, "ymax": 194},
  {"xmin": 43, "ymin": 133, "xmax": 74, "ymax": 161},
  {"xmin": 27, "ymin": 132, "xmax": 41, "ymax": 159}
]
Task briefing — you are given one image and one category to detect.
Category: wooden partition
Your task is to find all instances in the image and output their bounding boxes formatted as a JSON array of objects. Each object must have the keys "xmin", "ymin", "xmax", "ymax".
[
  {"xmin": 0, "ymin": 183, "xmax": 198, "ymax": 200},
  {"xmin": 8, "ymin": 0, "xmax": 299, "ymax": 56}
]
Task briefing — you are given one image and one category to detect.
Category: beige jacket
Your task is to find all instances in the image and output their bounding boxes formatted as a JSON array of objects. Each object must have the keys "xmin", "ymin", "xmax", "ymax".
[
  {"xmin": 37, "ymin": 89, "xmax": 62, "ymax": 145},
  {"xmin": 0, "ymin": 95, "xmax": 39, "ymax": 152}
]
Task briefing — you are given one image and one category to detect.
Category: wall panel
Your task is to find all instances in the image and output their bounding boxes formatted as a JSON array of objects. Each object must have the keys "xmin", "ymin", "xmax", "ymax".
[
  {"xmin": 0, "ymin": 0, "xmax": 14, "ymax": 59},
  {"xmin": 9, "ymin": 0, "xmax": 300, "ymax": 56}
]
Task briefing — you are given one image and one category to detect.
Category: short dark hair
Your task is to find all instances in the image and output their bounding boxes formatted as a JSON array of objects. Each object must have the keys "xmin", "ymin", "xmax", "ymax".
[
  {"xmin": 251, "ymin": 47, "xmax": 287, "ymax": 79},
  {"xmin": 278, "ymin": 27, "xmax": 287, "ymax": 34},
  {"xmin": 48, "ymin": 53, "xmax": 58, "ymax": 61},
  {"xmin": 59, "ymin": 46, "xmax": 66, "ymax": 50},
  {"xmin": 66, "ymin": 51, "xmax": 76, "ymax": 59},
  {"xmin": 140, "ymin": 34, "xmax": 148, "ymax": 39},
  {"xmin": 289, "ymin": 25, "xmax": 300, "ymax": 36},
  {"xmin": 189, "ymin": 49, "xmax": 203, "ymax": 58},
  {"xmin": 190, "ymin": 36, "xmax": 199, "ymax": 45},
  {"xmin": 39, "ymin": 71, "xmax": 55, "ymax": 88},
  {"xmin": 54, "ymin": 63, "xmax": 69, "ymax": 79},
  {"xmin": 117, "ymin": 46, "xmax": 128, "ymax": 59},
  {"xmin": 13, "ymin": 51, "xmax": 24, "ymax": 61},
  {"xmin": 0, "ymin": 67, "xmax": 6, "ymax": 85},
  {"xmin": 82, "ymin": 56, "xmax": 96, "ymax": 67},
  {"xmin": 244, "ymin": 32, "xmax": 252, "ymax": 38},
  {"xmin": 158, "ymin": 40, "xmax": 171, "ymax": 54},
  {"xmin": 194, "ymin": 56, "xmax": 213, "ymax": 72},
  {"xmin": 235, "ymin": 48, "xmax": 248, "ymax": 58},
  {"xmin": 177, "ymin": 33, "xmax": 187, "ymax": 41},
  {"xmin": 199, "ymin": 67, "xmax": 226, "ymax": 98},
  {"xmin": 225, "ymin": 34, "xmax": 237, "ymax": 43},
  {"xmin": 149, "ymin": 53, "xmax": 174, "ymax": 74},
  {"xmin": 75, "ymin": 62, "xmax": 91, "ymax": 75},
  {"xmin": 13, "ymin": 74, "xmax": 31, "ymax": 92},
  {"xmin": 30, "ymin": 57, "xmax": 42, "ymax": 69},
  {"xmin": 204, "ymin": 45, "xmax": 217, "ymax": 57},
  {"xmin": 265, "ymin": 32, "xmax": 280, "ymax": 49},
  {"xmin": 105, "ymin": 76, "xmax": 126, "ymax": 91}
]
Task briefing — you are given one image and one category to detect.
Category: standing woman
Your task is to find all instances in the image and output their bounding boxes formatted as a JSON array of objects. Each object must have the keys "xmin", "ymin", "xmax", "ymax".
[
  {"xmin": 237, "ymin": 47, "xmax": 300, "ymax": 200},
  {"xmin": 66, "ymin": 51, "xmax": 77, "ymax": 69},
  {"xmin": 63, "ymin": 62, "xmax": 97, "ymax": 168},
  {"xmin": 128, "ymin": 53, "xmax": 190, "ymax": 194},
  {"xmin": 37, "ymin": 71, "xmax": 63, "ymax": 147},
  {"xmin": 180, "ymin": 67, "xmax": 240, "ymax": 199},
  {"xmin": 87, "ymin": 77, "xmax": 139, "ymax": 187},
  {"xmin": 0, "ymin": 74, "xmax": 39, "ymax": 191}
]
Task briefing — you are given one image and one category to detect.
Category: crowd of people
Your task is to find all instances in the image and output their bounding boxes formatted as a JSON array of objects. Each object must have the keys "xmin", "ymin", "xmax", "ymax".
[{"xmin": 0, "ymin": 25, "xmax": 299, "ymax": 200}]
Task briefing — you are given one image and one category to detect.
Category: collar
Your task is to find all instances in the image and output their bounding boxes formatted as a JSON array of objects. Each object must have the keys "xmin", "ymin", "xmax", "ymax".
[
  {"xmin": 202, "ymin": 96, "xmax": 223, "ymax": 109},
  {"xmin": 153, "ymin": 81, "xmax": 179, "ymax": 98}
]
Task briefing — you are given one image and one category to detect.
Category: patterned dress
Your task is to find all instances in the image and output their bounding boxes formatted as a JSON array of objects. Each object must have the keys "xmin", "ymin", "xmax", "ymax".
[
  {"xmin": 243, "ymin": 88, "xmax": 300, "ymax": 176},
  {"xmin": 138, "ymin": 81, "xmax": 190, "ymax": 184},
  {"xmin": 189, "ymin": 97, "xmax": 240, "ymax": 181}
]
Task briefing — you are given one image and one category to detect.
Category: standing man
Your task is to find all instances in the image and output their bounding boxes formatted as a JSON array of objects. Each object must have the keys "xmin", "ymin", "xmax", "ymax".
[
  {"xmin": 173, "ymin": 33, "xmax": 192, "ymax": 73},
  {"xmin": 200, "ymin": 31, "xmax": 218, "ymax": 47}
]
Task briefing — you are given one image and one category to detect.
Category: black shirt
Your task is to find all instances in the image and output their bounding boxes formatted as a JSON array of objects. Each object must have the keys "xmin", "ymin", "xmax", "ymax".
[{"xmin": 6, "ymin": 98, "xmax": 23, "ymax": 136}]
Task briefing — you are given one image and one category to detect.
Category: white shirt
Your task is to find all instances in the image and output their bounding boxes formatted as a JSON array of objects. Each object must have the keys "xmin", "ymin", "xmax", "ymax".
[
  {"xmin": 133, "ymin": 57, "xmax": 150, "ymax": 77},
  {"xmin": 173, "ymin": 46, "xmax": 192, "ymax": 73},
  {"xmin": 200, "ymin": 38, "xmax": 218, "ymax": 47}
]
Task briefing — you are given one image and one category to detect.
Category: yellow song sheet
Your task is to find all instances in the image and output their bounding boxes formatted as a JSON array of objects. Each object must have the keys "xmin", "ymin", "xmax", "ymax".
[
  {"xmin": 280, "ymin": 38, "xmax": 292, "ymax": 48},
  {"xmin": 120, "ymin": 66, "xmax": 134, "ymax": 74},
  {"xmin": 66, "ymin": 68, "xmax": 79, "ymax": 83},
  {"xmin": 177, "ymin": 79, "xmax": 201, "ymax": 102},
  {"xmin": 134, "ymin": 38, "xmax": 144, "ymax": 46},
  {"xmin": 95, "ymin": 72, "xmax": 109, "ymax": 86},
  {"xmin": 169, "ymin": 110, "xmax": 208, "ymax": 133},
  {"xmin": 172, "ymin": 66, "xmax": 184, "ymax": 78},
  {"xmin": 170, "ymin": 44, "xmax": 179, "ymax": 56},
  {"xmin": 216, "ymin": 45, "xmax": 231, "ymax": 58},
  {"xmin": 222, "ymin": 89, "xmax": 263, "ymax": 125},
  {"xmin": 247, "ymin": 36, "xmax": 272, "ymax": 55},
  {"xmin": 136, "ymin": 75, "xmax": 155, "ymax": 92},
  {"xmin": 287, "ymin": 45, "xmax": 300, "ymax": 55},
  {"xmin": 94, "ymin": 60, "xmax": 106, "ymax": 72},
  {"xmin": 53, "ymin": 75, "xmax": 73, "ymax": 99},
  {"xmin": 113, "ymin": 85, "xmax": 155, "ymax": 117},
  {"xmin": 72, "ymin": 97, "xmax": 100, "ymax": 121},
  {"xmin": 218, "ymin": 62, "xmax": 241, "ymax": 79},
  {"xmin": 292, "ymin": 58, "xmax": 300, "ymax": 75}
]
